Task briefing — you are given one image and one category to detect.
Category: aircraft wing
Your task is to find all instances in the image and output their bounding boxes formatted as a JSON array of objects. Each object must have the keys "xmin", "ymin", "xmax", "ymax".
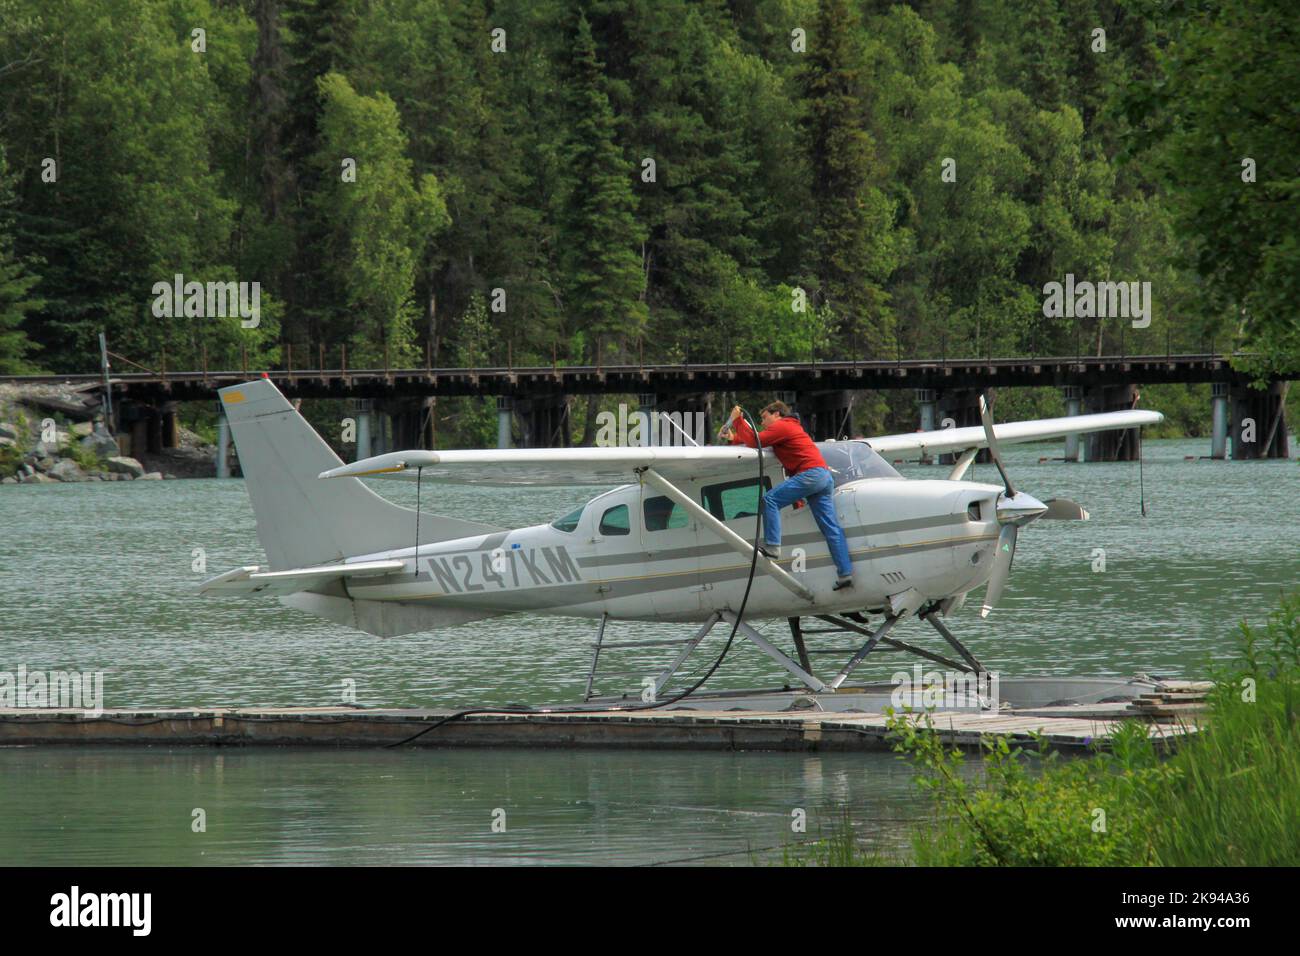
[
  {"xmin": 318, "ymin": 409, "xmax": 1162, "ymax": 486},
  {"xmin": 867, "ymin": 409, "xmax": 1163, "ymax": 459},
  {"xmin": 318, "ymin": 445, "xmax": 774, "ymax": 486}
]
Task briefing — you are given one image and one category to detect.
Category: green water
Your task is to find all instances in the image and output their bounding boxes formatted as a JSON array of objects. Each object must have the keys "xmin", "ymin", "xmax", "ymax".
[{"xmin": 0, "ymin": 439, "xmax": 1296, "ymax": 864}]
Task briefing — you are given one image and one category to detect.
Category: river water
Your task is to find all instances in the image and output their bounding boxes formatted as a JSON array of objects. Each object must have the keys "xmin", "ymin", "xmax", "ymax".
[{"xmin": 0, "ymin": 439, "xmax": 1296, "ymax": 864}]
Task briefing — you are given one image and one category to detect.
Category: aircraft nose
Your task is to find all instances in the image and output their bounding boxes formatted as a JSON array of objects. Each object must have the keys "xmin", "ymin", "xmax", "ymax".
[{"xmin": 995, "ymin": 491, "xmax": 1048, "ymax": 525}]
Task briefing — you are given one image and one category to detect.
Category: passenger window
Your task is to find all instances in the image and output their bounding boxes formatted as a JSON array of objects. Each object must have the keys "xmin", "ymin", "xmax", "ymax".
[
  {"xmin": 702, "ymin": 477, "xmax": 772, "ymax": 522},
  {"xmin": 643, "ymin": 495, "xmax": 688, "ymax": 532},
  {"xmin": 599, "ymin": 504, "xmax": 630, "ymax": 535}
]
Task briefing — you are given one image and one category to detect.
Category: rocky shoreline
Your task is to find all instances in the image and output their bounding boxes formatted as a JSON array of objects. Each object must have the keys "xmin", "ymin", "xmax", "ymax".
[{"xmin": 0, "ymin": 383, "xmax": 219, "ymax": 484}]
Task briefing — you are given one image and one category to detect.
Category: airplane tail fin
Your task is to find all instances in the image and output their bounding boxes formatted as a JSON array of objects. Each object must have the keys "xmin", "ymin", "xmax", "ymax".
[{"xmin": 218, "ymin": 378, "xmax": 502, "ymax": 570}]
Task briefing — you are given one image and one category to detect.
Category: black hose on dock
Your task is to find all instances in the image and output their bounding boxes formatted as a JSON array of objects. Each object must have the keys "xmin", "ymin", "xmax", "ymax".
[{"xmin": 386, "ymin": 410, "xmax": 769, "ymax": 747}]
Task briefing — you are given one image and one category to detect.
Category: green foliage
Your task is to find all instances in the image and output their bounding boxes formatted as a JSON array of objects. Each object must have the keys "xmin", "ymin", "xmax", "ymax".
[
  {"xmin": 559, "ymin": 12, "xmax": 647, "ymax": 363},
  {"xmin": 1122, "ymin": 0, "xmax": 1300, "ymax": 380},
  {"xmin": 312, "ymin": 72, "xmax": 449, "ymax": 366},
  {"xmin": 441, "ymin": 292, "xmax": 498, "ymax": 448},
  {"xmin": 775, "ymin": 809, "xmax": 892, "ymax": 867},
  {"xmin": 0, "ymin": 145, "xmax": 42, "ymax": 373},
  {"xmin": 0, "ymin": 440, "xmax": 22, "ymax": 477},
  {"xmin": 59, "ymin": 436, "xmax": 103, "ymax": 472},
  {"xmin": 878, "ymin": 589, "xmax": 1300, "ymax": 867},
  {"xmin": 1151, "ymin": 590, "xmax": 1300, "ymax": 866},
  {"xmin": 887, "ymin": 710, "xmax": 1173, "ymax": 866},
  {"xmin": 0, "ymin": 0, "xmax": 1293, "ymax": 380}
]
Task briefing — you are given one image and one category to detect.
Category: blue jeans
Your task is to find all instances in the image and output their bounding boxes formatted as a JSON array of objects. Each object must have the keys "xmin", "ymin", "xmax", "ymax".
[{"xmin": 762, "ymin": 467, "xmax": 853, "ymax": 578}]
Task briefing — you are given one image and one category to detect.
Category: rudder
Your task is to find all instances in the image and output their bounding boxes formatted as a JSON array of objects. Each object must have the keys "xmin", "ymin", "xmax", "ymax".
[{"xmin": 218, "ymin": 379, "xmax": 502, "ymax": 570}]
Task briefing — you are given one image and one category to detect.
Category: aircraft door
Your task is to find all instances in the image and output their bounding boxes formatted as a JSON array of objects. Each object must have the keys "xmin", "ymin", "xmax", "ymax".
[{"xmin": 634, "ymin": 485, "xmax": 705, "ymax": 617}]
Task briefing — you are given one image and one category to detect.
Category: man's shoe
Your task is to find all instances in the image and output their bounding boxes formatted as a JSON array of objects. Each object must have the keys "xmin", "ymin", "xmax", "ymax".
[
  {"xmin": 833, "ymin": 577, "xmax": 854, "ymax": 591},
  {"xmin": 758, "ymin": 545, "xmax": 781, "ymax": 560}
]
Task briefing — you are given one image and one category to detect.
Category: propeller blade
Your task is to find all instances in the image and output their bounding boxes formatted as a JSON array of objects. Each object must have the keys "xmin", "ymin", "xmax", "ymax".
[
  {"xmin": 1041, "ymin": 498, "xmax": 1090, "ymax": 521},
  {"xmin": 978, "ymin": 394, "xmax": 1016, "ymax": 498},
  {"xmin": 980, "ymin": 523, "xmax": 1018, "ymax": 618}
]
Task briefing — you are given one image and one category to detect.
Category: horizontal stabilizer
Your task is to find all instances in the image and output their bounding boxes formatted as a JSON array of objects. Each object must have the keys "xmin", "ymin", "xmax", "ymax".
[{"xmin": 199, "ymin": 559, "xmax": 406, "ymax": 597}]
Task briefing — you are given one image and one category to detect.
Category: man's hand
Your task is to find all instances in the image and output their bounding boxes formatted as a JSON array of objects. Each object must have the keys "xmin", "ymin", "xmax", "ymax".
[{"xmin": 729, "ymin": 405, "xmax": 743, "ymax": 423}]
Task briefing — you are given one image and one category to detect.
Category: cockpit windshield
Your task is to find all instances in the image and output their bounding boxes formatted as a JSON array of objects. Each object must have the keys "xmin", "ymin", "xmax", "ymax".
[
  {"xmin": 818, "ymin": 440, "xmax": 902, "ymax": 485},
  {"xmin": 550, "ymin": 505, "xmax": 584, "ymax": 532}
]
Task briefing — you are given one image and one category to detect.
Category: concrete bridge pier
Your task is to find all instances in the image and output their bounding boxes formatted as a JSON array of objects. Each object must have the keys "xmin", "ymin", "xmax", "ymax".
[
  {"xmin": 637, "ymin": 393, "xmax": 657, "ymax": 447},
  {"xmin": 497, "ymin": 397, "xmax": 514, "ymax": 449},
  {"xmin": 215, "ymin": 407, "xmax": 231, "ymax": 478},
  {"xmin": 1062, "ymin": 386, "xmax": 1082, "ymax": 462},
  {"xmin": 1210, "ymin": 383, "xmax": 1229, "ymax": 459},
  {"xmin": 353, "ymin": 399, "xmax": 372, "ymax": 461},
  {"xmin": 916, "ymin": 389, "xmax": 937, "ymax": 464},
  {"xmin": 1230, "ymin": 381, "xmax": 1289, "ymax": 459},
  {"xmin": 1085, "ymin": 384, "xmax": 1141, "ymax": 461}
]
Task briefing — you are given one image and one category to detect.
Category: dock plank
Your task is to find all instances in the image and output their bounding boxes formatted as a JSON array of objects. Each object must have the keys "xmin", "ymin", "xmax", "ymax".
[{"xmin": 0, "ymin": 705, "xmax": 1197, "ymax": 752}]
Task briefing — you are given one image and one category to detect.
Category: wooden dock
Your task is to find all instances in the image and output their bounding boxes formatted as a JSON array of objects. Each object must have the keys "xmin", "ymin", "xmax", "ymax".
[{"xmin": 0, "ymin": 703, "xmax": 1199, "ymax": 752}]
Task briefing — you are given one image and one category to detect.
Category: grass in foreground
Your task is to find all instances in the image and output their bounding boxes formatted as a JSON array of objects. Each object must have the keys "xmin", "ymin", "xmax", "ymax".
[{"xmin": 778, "ymin": 589, "xmax": 1300, "ymax": 866}]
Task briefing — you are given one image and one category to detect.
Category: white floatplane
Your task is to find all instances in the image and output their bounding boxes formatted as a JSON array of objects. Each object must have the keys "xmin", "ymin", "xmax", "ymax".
[{"xmin": 200, "ymin": 378, "xmax": 1160, "ymax": 697}]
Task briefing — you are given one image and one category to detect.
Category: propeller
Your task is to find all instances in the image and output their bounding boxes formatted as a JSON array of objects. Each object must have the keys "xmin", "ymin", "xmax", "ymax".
[
  {"xmin": 975, "ymin": 393, "xmax": 1087, "ymax": 618},
  {"xmin": 978, "ymin": 394, "xmax": 1015, "ymax": 498},
  {"xmin": 981, "ymin": 523, "xmax": 1018, "ymax": 618}
]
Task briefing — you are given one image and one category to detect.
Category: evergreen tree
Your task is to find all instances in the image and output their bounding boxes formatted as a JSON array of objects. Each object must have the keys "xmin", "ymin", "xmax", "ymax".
[
  {"xmin": 0, "ymin": 145, "xmax": 42, "ymax": 373},
  {"xmin": 559, "ymin": 13, "xmax": 648, "ymax": 363},
  {"xmin": 804, "ymin": 0, "xmax": 899, "ymax": 358},
  {"xmin": 312, "ymin": 72, "xmax": 449, "ymax": 365}
]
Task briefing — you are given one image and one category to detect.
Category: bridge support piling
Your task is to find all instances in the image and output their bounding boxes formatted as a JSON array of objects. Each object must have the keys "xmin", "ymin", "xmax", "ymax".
[
  {"xmin": 215, "ymin": 409, "xmax": 231, "ymax": 478},
  {"xmin": 1062, "ymin": 386, "xmax": 1082, "ymax": 462},
  {"xmin": 916, "ymin": 389, "xmax": 936, "ymax": 464},
  {"xmin": 354, "ymin": 400, "xmax": 372, "ymax": 461},
  {"xmin": 1211, "ymin": 383, "xmax": 1229, "ymax": 460},
  {"xmin": 937, "ymin": 390, "xmax": 989, "ymax": 466},
  {"xmin": 496, "ymin": 396, "xmax": 514, "ymax": 449},
  {"xmin": 802, "ymin": 390, "xmax": 853, "ymax": 440},
  {"xmin": 637, "ymin": 393, "xmax": 657, "ymax": 447},
  {"xmin": 1230, "ymin": 381, "xmax": 1289, "ymax": 459},
  {"xmin": 1085, "ymin": 384, "xmax": 1140, "ymax": 461},
  {"xmin": 518, "ymin": 396, "xmax": 569, "ymax": 448},
  {"xmin": 161, "ymin": 401, "xmax": 179, "ymax": 450}
]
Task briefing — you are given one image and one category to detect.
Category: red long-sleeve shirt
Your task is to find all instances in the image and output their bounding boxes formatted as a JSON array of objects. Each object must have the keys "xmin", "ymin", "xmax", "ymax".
[{"xmin": 728, "ymin": 416, "xmax": 827, "ymax": 475}]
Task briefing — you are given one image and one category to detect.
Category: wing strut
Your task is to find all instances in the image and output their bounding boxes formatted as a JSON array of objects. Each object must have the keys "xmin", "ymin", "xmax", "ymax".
[
  {"xmin": 639, "ymin": 467, "xmax": 815, "ymax": 603},
  {"xmin": 947, "ymin": 447, "xmax": 979, "ymax": 481}
]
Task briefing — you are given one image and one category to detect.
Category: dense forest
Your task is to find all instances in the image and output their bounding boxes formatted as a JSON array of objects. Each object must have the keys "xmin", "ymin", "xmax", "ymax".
[{"xmin": 0, "ymin": 0, "xmax": 1295, "ymax": 440}]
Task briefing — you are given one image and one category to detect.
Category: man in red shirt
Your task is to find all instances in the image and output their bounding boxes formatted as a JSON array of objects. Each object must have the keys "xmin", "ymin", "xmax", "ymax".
[{"xmin": 722, "ymin": 401, "xmax": 853, "ymax": 590}]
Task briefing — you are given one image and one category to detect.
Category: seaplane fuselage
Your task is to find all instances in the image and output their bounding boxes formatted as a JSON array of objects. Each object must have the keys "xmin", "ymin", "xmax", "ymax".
[{"xmin": 334, "ymin": 470, "xmax": 1005, "ymax": 623}]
